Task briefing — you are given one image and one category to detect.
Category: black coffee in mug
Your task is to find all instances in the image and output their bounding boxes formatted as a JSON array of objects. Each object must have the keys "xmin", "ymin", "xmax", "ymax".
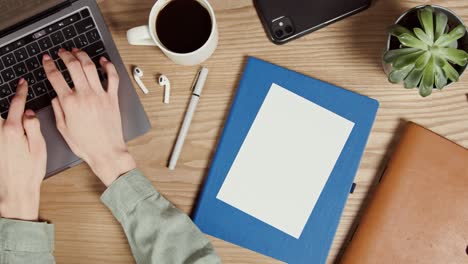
[{"xmin": 156, "ymin": 0, "xmax": 212, "ymax": 54}]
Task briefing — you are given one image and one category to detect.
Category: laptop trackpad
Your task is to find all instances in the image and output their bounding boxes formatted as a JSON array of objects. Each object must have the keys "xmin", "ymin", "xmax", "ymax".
[{"xmin": 38, "ymin": 106, "xmax": 81, "ymax": 178}]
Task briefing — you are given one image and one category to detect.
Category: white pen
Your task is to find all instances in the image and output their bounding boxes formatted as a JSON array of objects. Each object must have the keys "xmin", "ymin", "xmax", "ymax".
[{"xmin": 168, "ymin": 67, "xmax": 209, "ymax": 170}]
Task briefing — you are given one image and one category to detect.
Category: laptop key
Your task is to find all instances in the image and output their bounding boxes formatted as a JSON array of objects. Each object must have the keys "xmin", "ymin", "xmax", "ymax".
[
  {"xmin": 63, "ymin": 26, "xmax": 77, "ymax": 39},
  {"xmin": 48, "ymin": 90, "xmax": 57, "ymax": 99},
  {"xmin": 13, "ymin": 62, "xmax": 28, "ymax": 76},
  {"xmin": 75, "ymin": 17, "xmax": 95, "ymax": 34},
  {"xmin": 59, "ymin": 14, "xmax": 81, "ymax": 28},
  {"xmin": 26, "ymin": 94, "xmax": 50, "ymax": 111},
  {"xmin": 62, "ymin": 40, "xmax": 75, "ymax": 51},
  {"xmin": 26, "ymin": 87, "xmax": 35, "ymax": 101},
  {"xmin": 37, "ymin": 51, "xmax": 50, "ymax": 64},
  {"xmin": 51, "ymin": 31, "xmax": 65, "ymax": 46},
  {"xmin": 34, "ymin": 68, "xmax": 47, "ymax": 82},
  {"xmin": 2, "ymin": 53, "xmax": 16, "ymax": 67},
  {"xmin": 12, "ymin": 39, "xmax": 26, "ymax": 50},
  {"xmin": 80, "ymin": 8, "xmax": 90, "ymax": 18},
  {"xmin": 0, "ymin": 84, "xmax": 12, "ymax": 97},
  {"xmin": 92, "ymin": 53, "xmax": 110, "ymax": 67},
  {"xmin": 25, "ymin": 57, "xmax": 40, "ymax": 71},
  {"xmin": 14, "ymin": 48, "xmax": 28, "ymax": 62},
  {"xmin": 0, "ymin": 98, "xmax": 9, "ymax": 117},
  {"xmin": 9, "ymin": 79, "xmax": 19, "ymax": 91},
  {"xmin": 44, "ymin": 80, "xmax": 53, "ymax": 91},
  {"xmin": 45, "ymin": 23, "xmax": 60, "ymax": 34},
  {"xmin": 23, "ymin": 73, "xmax": 36, "ymax": 86},
  {"xmin": 0, "ymin": 44, "xmax": 13, "ymax": 56},
  {"xmin": 32, "ymin": 82, "xmax": 48, "ymax": 96},
  {"xmin": 73, "ymin": 35, "xmax": 89, "ymax": 48},
  {"xmin": 0, "ymin": 59, "xmax": 3, "ymax": 71},
  {"xmin": 83, "ymin": 41, "xmax": 105, "ymax": 58},
  {"xmin": 1, "ymin": 68, "xmax": 15, "ymax": 82},
  {"xmin": 50, "ymin": 46, "xmax": 61, "ymax": 60},
  {"xmin": 56, "ymin": 59, "xmax": 66, "ymax": 71},
  {"xmin": 38, "ymin": 36, "xmax": 53, "ymax": 51},
  {"xmin": 86, "ymin": 29, "xmax": 100, "ymax": 43},
  {"xmin": 26, "ymin": 42, "xmax": 41, "ymax": 56}
]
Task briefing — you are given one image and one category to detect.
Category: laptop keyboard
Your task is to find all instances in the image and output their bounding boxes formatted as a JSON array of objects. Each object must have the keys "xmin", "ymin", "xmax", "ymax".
[{"xmin": 0, "ymin": 8, "xmax": 109, "ymax": 119}]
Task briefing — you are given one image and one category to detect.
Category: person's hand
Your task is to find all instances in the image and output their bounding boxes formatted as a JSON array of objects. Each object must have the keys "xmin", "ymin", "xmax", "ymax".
[
  {"xmin": 0, "ymin": 78, "xmax": 47, "ymax": 221},
  {"xmin": 42, "ymin": 49, "xmax": 135, "ymax": 187}
]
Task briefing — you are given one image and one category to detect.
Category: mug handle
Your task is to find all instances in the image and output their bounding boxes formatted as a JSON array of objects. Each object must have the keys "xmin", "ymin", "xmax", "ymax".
[{"xmin": 127, "ymin": 25, "xmax": 157, "ymax": 46}]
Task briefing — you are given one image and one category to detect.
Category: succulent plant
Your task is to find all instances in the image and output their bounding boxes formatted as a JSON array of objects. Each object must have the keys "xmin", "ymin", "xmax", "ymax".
[{"xmin": 383, "ymin": 6, "xmax": 468, "ymax": 97}]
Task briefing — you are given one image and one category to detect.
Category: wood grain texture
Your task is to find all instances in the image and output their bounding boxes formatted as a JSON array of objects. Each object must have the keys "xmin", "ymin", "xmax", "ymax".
[{"xmin": 40, "ymin": 0, "xmax": 468, "ymax": 263}]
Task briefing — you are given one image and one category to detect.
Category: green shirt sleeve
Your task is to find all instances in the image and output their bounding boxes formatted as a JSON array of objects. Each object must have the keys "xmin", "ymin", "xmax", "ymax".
[
  {"xmin": 101, "ymin": 169, "xmax": 221, "ymax": 264},
  {"xmin": 0, "ymin": 218, "xmax": 55, "ymax": 263}
]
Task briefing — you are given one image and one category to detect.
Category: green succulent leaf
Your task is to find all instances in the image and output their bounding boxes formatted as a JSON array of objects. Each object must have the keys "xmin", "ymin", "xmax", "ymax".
[
  {"xmin": 433, "ymin": 55, "xmax": 446, "ymax": 67},
  {"xmin": 383, "ymin": 48, "xmax": 420, "ymax": 63},
  {"xmin": 393, "ymin": 50, "xmax": 425, "ymax": 69},
  {"xmin": 418, "ymin": 6, "xmax": 434, "ymax": 42},
  {"xmin": 419, "ymin": 56, "xmax": 434, "ymax": 97},
  {"xmin": 388, "ymin": 24, "xmax": 414, "ymax": 37},
  {"xmin": 413, "ymin": 27, "xmax": 433, "ymax": 45},
  {"xmin": 389, "ymin": 64, "xmax": 414, "ymax": 83},
  {"xmin": 397, "ymin": 33, "xmax": 428, "ymax": 50},
  {"xmin": 434, "ymin": 54, "xmax": 461, "ymax": 82},
  {"xmin": 434, "ymin": 25, "xmax": 467, "ymax": 47},
  {"xmin": 434, "ymin": 11, "xmax": 448, "ymax": 40},
  {"xmin": 414, "ymin": 51, "xmax": 432, "ymax": 69},
  {"xmin": 404, "ymin": 68, "xmax": 424, "ymax": 89},
  {"xmin": 432, "ymin": 46, "xmax": 468, "ymax": 66},
  {"xmin": 434, "ymin": 64, "xmax": 448, "ymax": 89},
  {"xmin": 442, "ymin": 61, "xmax": 460, "ymax": 82}
]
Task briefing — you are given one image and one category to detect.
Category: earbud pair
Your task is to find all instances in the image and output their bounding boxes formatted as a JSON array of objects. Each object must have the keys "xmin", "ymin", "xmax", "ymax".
[{"xmin": 132, "ymin": 67, "xmax": 170, "ymax": 104}]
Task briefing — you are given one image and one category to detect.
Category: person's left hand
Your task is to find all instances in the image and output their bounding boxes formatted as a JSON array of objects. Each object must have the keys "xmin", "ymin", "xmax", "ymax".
[{"xmin": 0, "ymin": 78, "xmax": 47, "ymax": 221}]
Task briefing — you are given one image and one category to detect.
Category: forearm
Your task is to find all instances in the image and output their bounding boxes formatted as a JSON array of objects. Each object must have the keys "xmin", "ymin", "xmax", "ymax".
[
  {"xmin": 0, "ymin": 218, "xmax": 55, "ymax": 264},
  {"xmin": 101, "ymin": 169, "xmax": 221, "ymax": 264}
]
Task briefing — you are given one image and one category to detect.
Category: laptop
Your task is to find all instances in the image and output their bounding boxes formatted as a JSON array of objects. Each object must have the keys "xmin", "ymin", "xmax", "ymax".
[{"xmin": 0, "ymin": 0, "xmax": 151, "ymax": 177}]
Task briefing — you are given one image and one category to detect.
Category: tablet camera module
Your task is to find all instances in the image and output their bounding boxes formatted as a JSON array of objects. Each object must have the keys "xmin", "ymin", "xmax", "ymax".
[{"xmin": 271, "ymin": 16, "xmax": 295, "ymax": 40}]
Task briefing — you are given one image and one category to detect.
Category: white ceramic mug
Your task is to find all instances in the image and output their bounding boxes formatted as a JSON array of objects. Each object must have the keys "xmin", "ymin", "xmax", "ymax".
[{"xmin": 126, "ymin": 0, "xmax": 218, "ymax": 66}]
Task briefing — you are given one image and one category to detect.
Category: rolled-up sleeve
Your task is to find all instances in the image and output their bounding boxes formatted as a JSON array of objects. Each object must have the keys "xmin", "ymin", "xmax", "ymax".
[
  {"xmin": 101, "ymin": 169, "xmax": 221, "ymax": 264},
  {"xmin": 0, "ymin": 218, "xmax": 55, "ymax": 263}
]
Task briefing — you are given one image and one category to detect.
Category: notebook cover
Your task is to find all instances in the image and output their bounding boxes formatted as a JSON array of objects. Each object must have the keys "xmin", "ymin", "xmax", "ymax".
[
  {"xmin": 340, "ymin": 122, "xmax": 468, "ymax": 264},
  {"xmin": 193, "ymin": 57, "xmax": 379, "ymax": 263}
]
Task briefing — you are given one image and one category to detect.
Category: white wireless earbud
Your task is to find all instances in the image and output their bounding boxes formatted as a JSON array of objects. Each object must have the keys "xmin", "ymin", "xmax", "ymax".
[
  {"xmin": 133, "ymin": 67, "xmax": 149, "ymax": 94},
  {"xmin": 158, "ymin": 75, "xmax": 171, "ymax": 104}
]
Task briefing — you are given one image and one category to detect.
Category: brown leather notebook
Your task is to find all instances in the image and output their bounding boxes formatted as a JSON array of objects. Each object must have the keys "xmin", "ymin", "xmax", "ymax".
[{"xmin": 340, "ymin": 122, "xmax": 468, "ymax": 264}]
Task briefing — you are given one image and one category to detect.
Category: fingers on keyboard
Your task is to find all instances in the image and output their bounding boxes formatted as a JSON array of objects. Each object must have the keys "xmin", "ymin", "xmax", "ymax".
[{"xmin": 0, "ymin": 8, "xmax": 107, "ymax": 115}]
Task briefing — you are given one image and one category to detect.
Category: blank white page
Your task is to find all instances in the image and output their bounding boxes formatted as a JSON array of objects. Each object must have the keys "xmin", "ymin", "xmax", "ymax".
[{"xmin": 216, "ymin": 83, "xmax": 354, "ymax": 239}]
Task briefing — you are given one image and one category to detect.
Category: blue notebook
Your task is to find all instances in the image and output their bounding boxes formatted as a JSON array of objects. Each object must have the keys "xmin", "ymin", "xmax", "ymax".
[{"xmin": 193, "ymin": 57, "xmax": 379, "ymax": 263}]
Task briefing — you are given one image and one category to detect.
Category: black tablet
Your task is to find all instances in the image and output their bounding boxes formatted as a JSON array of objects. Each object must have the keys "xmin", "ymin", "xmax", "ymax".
[{"xmin": 254, "ymin": 0, "xmax": 371, "ymax": 44}]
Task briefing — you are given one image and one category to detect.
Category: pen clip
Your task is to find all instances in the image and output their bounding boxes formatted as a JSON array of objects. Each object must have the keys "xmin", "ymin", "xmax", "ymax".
[{"xmin": 191, "ymin": 68, "xmax": 202, "ymax": 92}]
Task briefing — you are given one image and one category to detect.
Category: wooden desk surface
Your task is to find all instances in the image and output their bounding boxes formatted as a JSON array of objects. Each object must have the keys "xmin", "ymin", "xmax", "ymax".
[{"xmin": 40, "ymin": 0, "xmax": 468, "ymax": 263}]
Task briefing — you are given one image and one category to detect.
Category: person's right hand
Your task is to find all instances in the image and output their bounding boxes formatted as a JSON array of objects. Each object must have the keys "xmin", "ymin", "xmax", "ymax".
[{"xmin": 42, "ymin": 49, "xmax": 136, "ymax": 187}]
